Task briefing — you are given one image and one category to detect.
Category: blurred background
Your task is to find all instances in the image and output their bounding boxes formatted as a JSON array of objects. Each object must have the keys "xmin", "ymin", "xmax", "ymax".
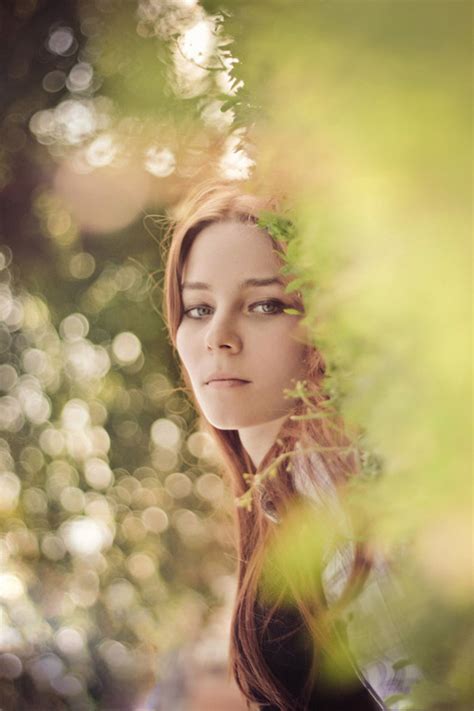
[{"xmin": 0, "ymin": 1, "xmax": 471, "ymax": 709}]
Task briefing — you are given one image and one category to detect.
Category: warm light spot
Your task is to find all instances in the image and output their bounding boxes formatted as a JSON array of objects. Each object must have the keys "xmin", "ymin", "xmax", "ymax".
[
  {"xmin": 89, "ymin": 400, "xmax": 108, "ymax": 426},
  {"xmin": 61, "ymin": 399, "xmax": 90, "ymax": 430},
  {"xmin": 141, "ymin": 506, "xmax": 168, "ymax": 533},
  {"xmin": 0, "ymin": 287, "xmax": 14, "ymax": 321},
  {"xmin": 0, "ymin": 396, "xmax": 24, "ymax": 431},
  {"xmin": 67, "ymin": 62, "xmax": 93, "ymax": 92},
  {"xmin": 60, "ymin": 313, "xmax": 89, "ymax": 342},
  {"xmin": 0, "ymin": 364, "xmax": 17, "ymax": 391},
  {"xmin": 89, "ymin": 426, "xmax": 111, "ymax": 457},
  {"xmin": 29, "ymin": 109, "xmax": 56, "ymax": 143},
  {"xmin": 186, "ymin": 431, "xmax": 218, "ymax": 460},
  {"xmin": 60, "ymin": 516, "xmax": 113, "ymax": 556},
  {"xmin": 172, "ymin": 17, "xmax": 217, "ymax": 98},
  {"xmin": 41, "ymin": 534, "xmax": 66, "ymax": 561},
  {"xmin": 0, "ymin": 246, "xmax": 12, "ymax": 270},
  {"xmin": 180, "ymin": 19, "xmax": 214, "ymax": 63},
  {"xmin": 23, "ymin": 487, "xmax": 48, "ymax": 515},
  {"xmin": 201, "ymin": 99, "xmax": 235, "ymax": 131},
  {"xmin": 165, "ymin": 472, "xmax": 192, "ymax": 498},
  {"xmin": 121, "ymin": 514, "xmax": 147, "ymax": 542},
  {"xmin": 22, "ymin": 348, "xmax": 49, "ymax": 378},
  {"xmin": 86, "ymin": 134, "xmax": 117, "ymax": 168},
  {"xmin": 172, "ymin": 509, "xmax": 206, "ymax": 543},
  {"xmin": 84, "ymin": 458, "xmax": 114, "ymax": 490},
  {"xmin": 55, "ymin": 627, "xmax": 85, "ymax": 656},
  {"xmin": 51, "ymin": 674, "xmax": 83, "ymax": 697},
  {"xmin": 60, "ymin": 486, "xmax": 85, "ymax": 513},
  {"xmin": 48, "ymin": 27, "xmax": 76, "ymax": 56},
  {"xmin": 0, "ymin": 446, "xmax": 13, "ymax": 469},
  {"xmin": 85, "ymin": 495, "xmax": 114, "ymax": 523},
  {"xmin": 143, "ymin": 373, "xmax": 172, "ymax": 401},
  {"xmin": 47, "ymin": 209, "xmax": 72, "ymax": 238},
  {"xmin": 3, "ymin": 298, "xmax": 23, "ymax": 330},
  {"xmin": 55, "ymin": 100, "xmax": 97, "ymax": 145},
  {"xmin": 39, "ymin": 428, "xmax": 65, "ymax": 457},
  {"xmin": 99, "ymin": 639, "xmax": 132, "ymax": 670},
  {"xmin": 114, "ymin": 264, "xmax": 141, "ymax": 292},
  {"xmin": 54, "ymin": 162, "xmax": 150, "ymax": 233},
  {"xmin": 64, "ymin": 341, "xmax": 110, "ymax": 380},
  {"xmin": 69, "ymin": 252, "xmax": 96, "ymax": 279},
  {"xmin": 20, "ymin": 446, "xmax": 44, "ymax": 473},
  {"xmin": 47, "ymin": 460, "xmax": 79, "ymax": 494},
  {"xmin": 0, "ymin": 626, "xmax": 22, "ymax": 652},
  {"xmin": 219, "ymin": 130, "xmax": 255, "ymax": 180},
  {"xmin": 151, "ymin": 446, "xmax": 177, "ymax": 470},
  {"xmin": 0, "ymin": 653, "xmax": 22, "ymax": 679},
  {"xmin": 144, "ymin": 146, "xmax": 176, "ymax": 177},
  {"xmin": 0, "ymin": 472, "xmax": 21, "ymax": 512},
  {"xmin": 126, "ymin": 552, "xmax": 156, "ymax": 579},
  {"xmin": 0, "ymin": 574, "xmax": 24, "ymax": 601},
  {"xmin": 150, "ymin": 418, "xmax": 181, "ymax": 449},
  {"xmin": 112, "ymin": 332, "xmax": 142, "ymax": 365},
  {"xmin": 29, "ymin": 654, "xmax": 64, "ymax": 684},
  {"xmin": 195, "ymin": 472, "xmax": 224, "ymax": 503},
  {"xmin": 20, "ymin": 387, "xmax": 51, "ymax": 425},
  {"xmin": 104, "ymin": 579, "xmax": 136, "ymax": 610},
  {"xmin": 20, "ymin": 294, "xmax": 49, "ymax": 330},
  {"xmin": 42, "ymin": 70, "xmax": 66, "ymax": 93}
]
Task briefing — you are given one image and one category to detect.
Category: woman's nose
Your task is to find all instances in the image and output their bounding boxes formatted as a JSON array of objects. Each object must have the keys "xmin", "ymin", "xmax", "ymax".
[{"xmin": 205, "ymin": 317, "xmax": 242, "ymax": 352}]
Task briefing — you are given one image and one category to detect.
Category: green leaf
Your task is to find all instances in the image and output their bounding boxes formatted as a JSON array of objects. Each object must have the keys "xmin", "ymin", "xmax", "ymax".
[
  {"xmin": 220, "ymin": 97, "xmax": 239, "ymax": 112},
  {"xmin": 284, "ymin": 277, "xmax": 306, "ymax": 293},
  {"xmin": 285, "ymin": 238, "xmax": 299, "ymax": 261},
  {"xmin": 257, "ymin": 211, "xmax": 296, "ymax": 243}
]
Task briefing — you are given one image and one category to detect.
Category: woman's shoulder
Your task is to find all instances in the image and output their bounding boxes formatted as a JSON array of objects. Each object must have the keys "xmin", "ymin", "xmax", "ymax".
[
  {"xmin": 290, "ymin": 443, "xmax": 340, "ymax": 507},
  {"xmin": 289, "ymin": 443, "xmax": 410, "ymax": 630},
  {"xmin": 288, "ymin": 443, "xmax": 424, "ymax": 709}
]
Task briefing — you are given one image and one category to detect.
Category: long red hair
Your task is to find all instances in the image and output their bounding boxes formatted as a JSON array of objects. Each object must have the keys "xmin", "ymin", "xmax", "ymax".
[{"xmin": 161, "ymin": 180, "xmax": 370, "ymax": 710}]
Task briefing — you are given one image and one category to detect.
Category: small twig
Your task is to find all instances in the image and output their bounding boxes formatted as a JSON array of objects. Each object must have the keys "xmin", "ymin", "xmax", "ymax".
[{"xmin": 235, "ymin": 444, "xmax": 355, "ymax": 511}]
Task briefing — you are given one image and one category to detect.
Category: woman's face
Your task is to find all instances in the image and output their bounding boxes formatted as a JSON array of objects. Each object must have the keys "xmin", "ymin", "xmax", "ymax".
[{"xmin": 175, "ymin": 219, "xmax": 309, "ymax": 430}]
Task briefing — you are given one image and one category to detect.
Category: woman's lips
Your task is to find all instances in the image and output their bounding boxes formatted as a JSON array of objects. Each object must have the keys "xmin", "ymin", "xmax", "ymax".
[{"xmin": 206, "ymin": 379, "xmax": 250, "ymax": 388}]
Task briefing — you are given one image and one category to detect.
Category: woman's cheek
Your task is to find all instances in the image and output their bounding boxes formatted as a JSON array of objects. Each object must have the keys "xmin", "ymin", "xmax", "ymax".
[
  {"xmin": 175, "ymin": 324, "xmax": 191, "ymax": 366},
  {"xmin": 261, "ymin": 320, "xmax": 301, "ymax": 350}
]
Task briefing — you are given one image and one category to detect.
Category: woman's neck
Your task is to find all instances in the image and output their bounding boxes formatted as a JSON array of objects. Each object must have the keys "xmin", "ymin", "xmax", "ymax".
[{"xmin": 238, "ymin": 414, "xmax": 288, "ymax": 470}]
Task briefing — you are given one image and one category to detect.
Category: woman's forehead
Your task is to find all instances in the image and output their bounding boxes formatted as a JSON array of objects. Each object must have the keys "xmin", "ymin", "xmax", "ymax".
[{"xmin": 181, "ymin": 219, "xmax": 283, "ymax": 282}]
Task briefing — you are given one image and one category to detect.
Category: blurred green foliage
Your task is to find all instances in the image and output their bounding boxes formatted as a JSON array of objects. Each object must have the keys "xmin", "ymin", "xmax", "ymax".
[{"xmin": 225, "ymin": 2, "xmax": 471, "ymax": 708}]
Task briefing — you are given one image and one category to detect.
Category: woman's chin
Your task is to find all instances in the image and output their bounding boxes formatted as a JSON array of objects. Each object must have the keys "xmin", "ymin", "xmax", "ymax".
[
  {"xmin": 204, "ymin": 412, "xmax": 284, "ymax": 431},
  {"xmin": 203, "ymin": 411, "xmax": 254, "ymax": 431},
  {"xmin": 207, "ymin": 417, "xmax": 246, "ymax": 430}
]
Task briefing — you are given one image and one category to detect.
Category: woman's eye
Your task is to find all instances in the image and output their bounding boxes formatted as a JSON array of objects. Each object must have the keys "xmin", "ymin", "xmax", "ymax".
[
  {"xmin": 251, "ymin": 300, "xmax": 285, "ymax": 314},
  {"xmin": 184, "ymin": 305, "xmax": 213, "ymax": 319}
]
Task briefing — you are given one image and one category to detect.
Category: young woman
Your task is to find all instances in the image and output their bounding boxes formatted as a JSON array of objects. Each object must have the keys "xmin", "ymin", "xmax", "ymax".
[{"xmin": 161, "ymin": 181, "xmax": 420, "ymax": 710}]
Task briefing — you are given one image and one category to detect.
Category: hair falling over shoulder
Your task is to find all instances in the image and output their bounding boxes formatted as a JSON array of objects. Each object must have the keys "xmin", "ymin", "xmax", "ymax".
[{"xmin": 161, "ymin": 179, "xmax": 372, "ymax": 710}]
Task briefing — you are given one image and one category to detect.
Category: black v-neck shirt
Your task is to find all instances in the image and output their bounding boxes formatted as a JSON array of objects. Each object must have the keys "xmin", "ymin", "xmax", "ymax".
[{"xmin": 252, "ymin": 602, "xmax": 384, "ymax": 711}]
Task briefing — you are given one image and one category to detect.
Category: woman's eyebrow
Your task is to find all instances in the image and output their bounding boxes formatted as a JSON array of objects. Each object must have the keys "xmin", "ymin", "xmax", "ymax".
[{"xmin": 181, "ymin": 276, "xmax": 284, "ymax": 291}]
